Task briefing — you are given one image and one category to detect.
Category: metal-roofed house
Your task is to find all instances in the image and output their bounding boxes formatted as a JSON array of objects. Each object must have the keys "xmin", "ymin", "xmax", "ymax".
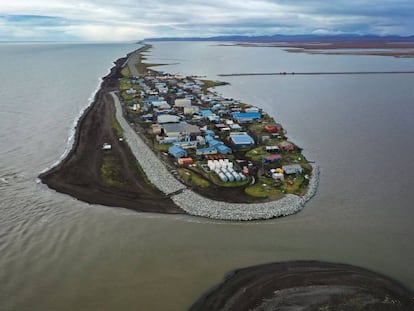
[
  {"xmin": 162, "ymin": 123, "xmax": 183, "ymax": 137},
  {"xmin": 174, "ymin": 98, "xmax": 192, "ymax": 108},
  {"xmin": 199, "ymin": 109, "xmax": 214, "ymax": 118},
  {"xmin": 233, "ymin": 111, "xmax": 261, "ymax": 123},
  {"xmin": 216, "ymin": 144, "xmax": 232, "ymax": 155},
  {"xmin": 157, "ymin": 114, "xmax": 180, "ymax": 124},
  {"xmin": 282, "ymin": 164, "xmax": 303, "ymax": 175},
  {"xmin": 168, "ymin": 145, "xmax": 187, "ymax": 159},
  {"xmin": 229, "ymin": 132, "xmax": 255, "ymax": 148}
]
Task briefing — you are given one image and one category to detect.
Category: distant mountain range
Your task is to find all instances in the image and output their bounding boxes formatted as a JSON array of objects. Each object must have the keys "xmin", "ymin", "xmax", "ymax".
[{"xmin": 143, "ymin": 34, "xmax": 414, "ymax": 43}]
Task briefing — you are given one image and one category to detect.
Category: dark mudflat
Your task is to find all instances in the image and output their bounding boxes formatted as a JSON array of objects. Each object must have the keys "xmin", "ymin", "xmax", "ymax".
[{"xmin": 190, "ymin": 261, "xmax": 414, "ymax": 311}]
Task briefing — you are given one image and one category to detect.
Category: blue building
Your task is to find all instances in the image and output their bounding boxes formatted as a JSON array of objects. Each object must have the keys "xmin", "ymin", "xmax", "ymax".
[
  {"xmin": 168, "ymin": 145, "xmax": 187, "ymax": 158},
  {"xmin": 199, "ymin": 109, "xmax": 214, "ymax": 117},
  {"xmin": 196, "ymin": 147, "xmax": 217, "ymax": 156},
  {"xmin": 216, "ymin": 144, "xmax": 232, "ymax": 155},
  {"xmin": 230, "ymin": 133, "xmax": 255, "ymax": 147},
  {"xmin": 205, "ymin": 130, "xmax": 215, "ymax": 136},
  {"xmin": 233, "ymin": 111, "xmax": 261, "ymax": 123}
]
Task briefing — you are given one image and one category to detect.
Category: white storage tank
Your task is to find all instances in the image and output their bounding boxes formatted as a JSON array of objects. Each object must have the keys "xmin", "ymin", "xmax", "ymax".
[
  {"xmin": 225, "ymin": 172, "xmax": 235, "ymax": 182},
  {"xmin": 239, "ymin": 172, "xmax": 247, "ymax": 180},
  {"xmin": 232, "ymin": 171, "xmax": 241, "ymax": 181},
  {"xmin": 219, "ymin": 173, "xmax": 228, "ymax": 182}
]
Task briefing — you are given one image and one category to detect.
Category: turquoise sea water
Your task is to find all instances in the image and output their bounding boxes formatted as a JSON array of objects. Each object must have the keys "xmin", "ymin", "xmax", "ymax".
[{"xmin": 1, "ymin": 41, "xmax": 414, "ymax": 310}]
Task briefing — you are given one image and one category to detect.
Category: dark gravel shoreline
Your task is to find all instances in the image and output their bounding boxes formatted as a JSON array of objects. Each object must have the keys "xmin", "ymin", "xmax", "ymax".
[
  {"xmin": 39, "ymin": 52, "xmax": 183, "ymax": 214},
  {"xmin": 189, "ymin": 261, "xmax": 414, "ymax": 311}
]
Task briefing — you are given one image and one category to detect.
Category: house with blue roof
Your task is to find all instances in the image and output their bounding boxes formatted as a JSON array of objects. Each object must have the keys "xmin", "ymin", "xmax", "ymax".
[
  {"xmin": 168, "ymin": 145, "xmax": 187, "ymax": 158},
  {"xmin": 196, "ymin": 147, "xmax": 217, "ymax": 156},
  {"xmin": 229, "ymin": 132, "xmax": 255, "ymax": 148},
  {"xmin": 233, "ymin": 111, "xmax": 261, "ymax": 123},
  {"xmin": 216, "ymin": 144, "xmax": 232, "ymax": 155},
  {"xmin": 199, "ymin": 109, "xmax": 214, "ymax": 117}
]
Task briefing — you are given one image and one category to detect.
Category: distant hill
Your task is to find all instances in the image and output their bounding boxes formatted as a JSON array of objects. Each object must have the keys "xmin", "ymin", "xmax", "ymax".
[{"xmin": 143, "ymin": 34, "xmax": 414, "ymax": 43}]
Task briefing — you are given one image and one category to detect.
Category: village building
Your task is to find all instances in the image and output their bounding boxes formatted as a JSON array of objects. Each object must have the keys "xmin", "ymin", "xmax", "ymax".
[
  {"xmin": 233, "ymin": 111, "xmax": 261, "ymax": 123},
  {"xmin": 174, "ymin": 98, "xmax": 192, "ymax": 108},
  {"xmin": 168, "ymin": 145, "xmax": 187, "ymax": 158},
  {"xmin": 264, "ymin": 123, "xmax": 283, "ymax": 132},
  {"xmin": 183, "ymin": 106, "xmax": 199, "ymax": 115},
  {"xmin": 229, "ymin": 132, "xmax": 255, "ymax": 148},
  {"xmin": 279, "ymin": 141, "xmax": 295, "ymax": 152},
  {"xmin": 157, "ymin": 114, "xmax": 180, "ymax": 124},
  {"xmin": 263, "ymin": 154, "xmax": 282, "ymax": 164},
  {"xmin": 282, "ymin": 164, "xmax": 303, "ymax": 175}
]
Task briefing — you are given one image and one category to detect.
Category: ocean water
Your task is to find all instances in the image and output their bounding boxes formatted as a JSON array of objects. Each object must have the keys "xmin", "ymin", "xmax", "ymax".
[{"xmin": 1, "ymin": 41, "xmax": 414, "ymax": 311}]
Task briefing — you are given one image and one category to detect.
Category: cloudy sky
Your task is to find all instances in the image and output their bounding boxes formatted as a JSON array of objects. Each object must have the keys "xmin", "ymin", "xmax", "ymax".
[{"xmin": 0, "ymin": 0, "xmax": 413, "ymax": 41}]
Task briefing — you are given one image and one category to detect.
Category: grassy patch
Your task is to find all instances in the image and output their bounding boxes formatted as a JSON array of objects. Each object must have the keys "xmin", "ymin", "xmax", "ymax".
[
  {"xmin": 281, "ymin": 175, "xmax": 307, "ymax": 195},
  {"xmin": 248, "ymin": 123, "xmax": 264, "ymax": 134},
  {"xmin": 111, "ymin": 116, "xmax": 123, "ymax": 137},
  {"xmin": 121, "ymin": 92, "xmax": 135, "ymax": 101},
  {"xmin": 245, "ymin": 146, "xmax": 268, "ymax": 162},
  {"xmin": 154, "ymin": 141, "xmax": 172, "ymax": 152},
  {"xmin": 280, "ymin": 152, "xmax": 308, "ymax": 165},
  {"xmin": 200, "ymin": 79, "xmax": 228, "ymax": 91},
  {"xmin": 100, "ymin": 155, "xmax": 123, "ymax": 186},
  {"xmin": 244, "ymin": 179, "xmax": 284, "ymax": 198},
  {"xmin": 178, "ymin": 168, "xmax": 210, "ymax": 188},
  {"xmin": 121, "ymin": 66, "xmax": 131, "ymax": 77}
]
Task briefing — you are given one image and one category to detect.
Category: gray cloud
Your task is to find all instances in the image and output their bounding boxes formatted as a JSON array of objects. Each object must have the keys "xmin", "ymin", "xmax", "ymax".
[{"xmin": 0, "ymin": 0, "xmax": 413, "ymax": 41}]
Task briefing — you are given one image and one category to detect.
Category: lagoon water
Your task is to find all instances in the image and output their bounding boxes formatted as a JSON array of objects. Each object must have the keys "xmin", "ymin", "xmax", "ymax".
[{"xmin": 1, "ymin": 41, "xmax": 414, "ymax": 310}]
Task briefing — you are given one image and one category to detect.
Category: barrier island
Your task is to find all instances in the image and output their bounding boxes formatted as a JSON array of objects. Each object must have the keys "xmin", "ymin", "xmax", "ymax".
[{"xmin": 40, "ymin": 44, "xmax": 319, "ymax": 220}]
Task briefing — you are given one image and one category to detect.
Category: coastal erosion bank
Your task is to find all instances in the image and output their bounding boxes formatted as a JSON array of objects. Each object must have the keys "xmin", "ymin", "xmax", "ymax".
[
  {"xmin": 112, "ymin": 91, "xmax": 319, "ymax": 221},
  {"xmin": 39, "ymin": 49, "xmax": 183, "ymax": 214},
  {"xmin": 189, "ymin": 261, "xmax": 414, "ymax": 310}
]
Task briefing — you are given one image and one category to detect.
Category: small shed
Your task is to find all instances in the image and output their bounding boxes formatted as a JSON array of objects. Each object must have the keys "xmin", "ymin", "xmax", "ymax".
[
  {"xmin": 168, "ymin": 145, "xmax": 187, "ymax": 159},
  {"xmin": 279, "ymin": 141, "xmax": 295, "ymax": 152},
  {"xmin": 150, "ymin": 124, "xmax": 162, "ymax": 135},
  {"xmin": 178, "ymin": 157, "xmax": 194, "ymax": 165},
  {"xmin": 264, "ymin": 123, "xmax": 283, "ymax": 132},
  {"xmin": 265, "ymin": 145, "xmax": 280, "ymax": 153},
  {"xmin": 263, "ymin": 154, "xmax": 282, "ymax": 164},
  {"xmin": 282, "ymin": 164, "xmax": 303, "ymax": 175}
]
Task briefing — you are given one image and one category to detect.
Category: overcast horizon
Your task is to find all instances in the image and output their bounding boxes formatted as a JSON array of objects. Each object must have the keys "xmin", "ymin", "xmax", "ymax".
[{"xmin": 1, "ymin": 1, "xmax": 413, "ymax": 42}]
